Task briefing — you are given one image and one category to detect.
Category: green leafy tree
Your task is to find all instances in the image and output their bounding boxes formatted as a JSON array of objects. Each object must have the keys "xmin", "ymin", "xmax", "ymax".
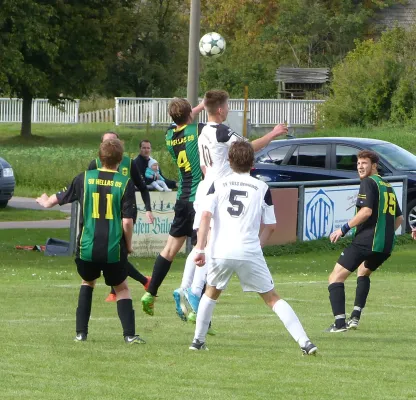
[
  {"xmin": 0, "ymin": 0, "xmax": 135, "ymax": 136},
  {"xmin": 321, "ymin": 25, "xmax": 416, "ymax": 127},
  {"xmin": 103, "ymin": 0, "xmax": 189, "ymax": 97}
]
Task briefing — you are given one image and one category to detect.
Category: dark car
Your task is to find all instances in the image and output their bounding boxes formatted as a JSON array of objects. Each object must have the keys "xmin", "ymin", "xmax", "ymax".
[
  {"xmin": 250, "ymin": 137, "xmax": 416, "ymax": 229},
  {"xmin": 0, "ymin": 156, "xmax": 15, "ymax": 208}
]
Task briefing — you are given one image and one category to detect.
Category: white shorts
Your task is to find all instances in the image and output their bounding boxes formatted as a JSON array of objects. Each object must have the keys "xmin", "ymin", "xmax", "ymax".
[{"xmin": 207, "ymin": 257, "xmax": 274, "ymax": 293}]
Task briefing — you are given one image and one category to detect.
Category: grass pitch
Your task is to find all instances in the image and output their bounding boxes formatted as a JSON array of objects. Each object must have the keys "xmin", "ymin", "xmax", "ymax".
[{"xmin": 1, "ymin": 229, "xmax": 415, "ymax": 400}]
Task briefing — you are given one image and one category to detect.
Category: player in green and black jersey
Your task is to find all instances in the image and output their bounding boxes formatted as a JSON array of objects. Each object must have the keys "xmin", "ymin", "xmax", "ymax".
[
  {"xmin": 325, "ymin": 150, "xmax": 403, "ymax": 333},
  {"xmin": 89, "ymin": 131, "xmax": 153, "ymax": 302},
  {"xmin": 36, "ymin": 139, "xmax": 145, "ymax": 344},
  {"xmin": 141, "ymin": 98, "xmax": 205, "ymax": 315}
]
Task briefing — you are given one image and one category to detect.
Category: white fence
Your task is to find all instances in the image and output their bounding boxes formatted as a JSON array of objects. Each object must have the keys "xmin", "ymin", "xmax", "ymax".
[
  {"xmin": 0, "ymin": 98, "xmax": 79, "ymax": 123},
  {"xmin": 78, "ymin": 108, "xmax": 115, "ymax": 123},
  {"xmin": 115, "ymin": 97, "xmax": 325, "ymax": 127}
]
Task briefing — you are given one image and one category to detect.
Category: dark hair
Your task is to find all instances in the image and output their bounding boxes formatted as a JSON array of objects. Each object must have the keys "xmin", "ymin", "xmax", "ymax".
[
  {"xmin": 168, "ymin": 98, "xmax": 192, "ymax": 125},
  {"xmin": 99, "ymin": 139, "xmax": 124, "ymax": 168},
  {"xmin": 140, "ymin": 139, "xmax": 151, "ymax": 148},
  {"xmin": 204, "ymin": 90, "xmax": 229, "ymax": 115},
  {"xmin": 229, "ymin": 141, "xmax": 254, "ymax": 173},
  {"xmin": 101, "ymin": 131, "xmax": 119, "ymax": 142},
  {"xmin": 357, "ymin": 150, "xmax": 379, "ymax": 164}
]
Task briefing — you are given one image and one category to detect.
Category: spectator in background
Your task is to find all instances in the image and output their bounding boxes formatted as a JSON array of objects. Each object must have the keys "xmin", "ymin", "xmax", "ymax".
[
  {"xmin": 134, "ymin": 140, "xmax": 177, "ymax": 190},
  {"xmin": 145, "ymin": 159, "xmax": 172, "ymax": 192}
]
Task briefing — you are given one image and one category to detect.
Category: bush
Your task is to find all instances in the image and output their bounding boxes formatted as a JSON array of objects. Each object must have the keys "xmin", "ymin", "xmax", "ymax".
[{"xmin": 321, "ymin": 25, "xmax": 416, "ymax": 127}]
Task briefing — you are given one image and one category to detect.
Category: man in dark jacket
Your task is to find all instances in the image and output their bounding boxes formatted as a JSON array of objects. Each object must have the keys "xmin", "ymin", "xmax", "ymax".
[{"xmin": 134, "ymin": 140, "xmax": 177, "ymax": 190}]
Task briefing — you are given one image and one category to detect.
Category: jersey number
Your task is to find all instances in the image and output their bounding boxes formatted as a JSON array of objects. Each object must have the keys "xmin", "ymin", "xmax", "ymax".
[
  {"xmin": 177, "ymin": 150, "xmax": 191, "ymax": 172},
  {"xmin": 92, "ymin": 192, "xmax": 114, "ymax": 220},
  {"xmin": 227, "ymin": 189, "xmax": 248, "ymax": 217},
  {"xmin": 383, "ymin": 192, "xmax": 396, "ymax": 216},
  {"xmin": 201, "ymin": 144, "xmax": 213, "ymax": 167}
]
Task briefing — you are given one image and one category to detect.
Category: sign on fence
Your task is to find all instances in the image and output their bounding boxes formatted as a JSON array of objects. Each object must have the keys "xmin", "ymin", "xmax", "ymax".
[
  {"xmin": 133, "ymin": 191, "xmax": 184, "ymax": 257},
  {"xmin": 302, "ymin": 182, "xmax": 404, "ymax": 241}
]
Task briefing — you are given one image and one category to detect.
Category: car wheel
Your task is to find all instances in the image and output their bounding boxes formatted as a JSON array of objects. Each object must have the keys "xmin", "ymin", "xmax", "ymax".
[
  {"xmin": 0, "ymin": 200, "xmax": 8, "ymax": 208},
  {"xmin": 406, "ymin": 198, "xmax": 416, "ymax": 231}
]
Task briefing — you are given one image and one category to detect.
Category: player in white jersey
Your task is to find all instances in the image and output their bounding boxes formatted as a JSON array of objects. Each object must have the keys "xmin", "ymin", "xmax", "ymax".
[
  {"xmin": 173, "ymin": 90, "xmax": 288, "ymax": 323},
  {"xmin": 188, "ymin": 141, "xmax": 317, "ymax": 355}
]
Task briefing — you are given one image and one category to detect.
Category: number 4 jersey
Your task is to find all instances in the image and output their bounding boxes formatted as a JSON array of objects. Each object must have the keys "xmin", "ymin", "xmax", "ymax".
[
  {"xmin": 354, "ymin": 175, "xmax": 402, "ymax": 253},
  {"xmin": 165, "ymin": 123, "xmax": 203, "ymax": 202},
  {"xmin": 56, "ymin": 169, "xmax": 136, "ymax": 263},
  {"xmin": 202, "ymin": 172, "xmax": 276, "ymax": 260}
]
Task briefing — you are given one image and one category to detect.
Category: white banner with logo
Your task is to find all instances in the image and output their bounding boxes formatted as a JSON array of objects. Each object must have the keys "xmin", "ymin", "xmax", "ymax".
[
  {"xmin": 302, "ymin": 182, "xmax": 404, "ymax": 241},
  {"xmin": 133, "ymin": 191, "xmax": 185, "ymax": 257}
]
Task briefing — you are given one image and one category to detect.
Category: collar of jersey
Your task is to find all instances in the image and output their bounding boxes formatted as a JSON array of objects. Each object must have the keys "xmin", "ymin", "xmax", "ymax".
[
  {"xmin": 173, "ymin": 124, "xmax": 187, "ymax": 132},
  {"xmin": 97, "ymin": 167, "xmax": 118, "ymax": 173}
]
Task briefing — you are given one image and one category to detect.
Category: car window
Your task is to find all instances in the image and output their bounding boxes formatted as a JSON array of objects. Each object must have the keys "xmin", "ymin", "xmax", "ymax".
[
  {"xmin": 336, "ymin": 145, "xmax": 359, "ymax": 171},
  {"xmin": 296, "ymin": 145, "xmax": 327, "ymax": 168},
  {"xmin": 266, "ymin": 146, "xmax": 292, "ymax": 165}
]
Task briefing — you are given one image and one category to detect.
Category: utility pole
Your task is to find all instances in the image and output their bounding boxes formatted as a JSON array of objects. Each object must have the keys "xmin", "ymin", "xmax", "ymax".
[{"xmin": 187, "ymin": 0, "xmax": 201, "ymax": 107}]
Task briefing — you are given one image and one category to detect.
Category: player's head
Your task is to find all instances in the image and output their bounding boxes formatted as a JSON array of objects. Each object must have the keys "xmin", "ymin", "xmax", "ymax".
[
  {"xmin": 204, "ymin": 90, "xmax": 229, "ymax": 122},
  {"xmin": 99, "ymin": 138, "xmax": 124, "ymax": 170},
  {"xmin": 168, "ymin": 98, "xmax": 193, "ymax": 125},
  {"xmin": 101, "ymin": 131, "xmax": 119, "ymax": 142},
  {"xmin": 229, "ymin": 141, "xmax": 254, "ymax": 173},
  {"xmin": 357, "ymin": 149, "xmax": 379, "ymax": 179},
  {"xmin": 140, "ymin": 140, "xmax": 152, "ymax": 158}
]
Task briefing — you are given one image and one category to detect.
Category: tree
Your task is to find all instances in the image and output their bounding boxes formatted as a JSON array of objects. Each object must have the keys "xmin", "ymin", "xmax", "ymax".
[
  {"xmin": 198, "ymin": 0, "xmax": 403, "ymax": 98},
  {"xmin": 0, "ymin": 0, "xmax": 135, "ymax": 136},
  {"xmin": 103, "ymin": 0, "xmax": 189, "ymax": 98}
]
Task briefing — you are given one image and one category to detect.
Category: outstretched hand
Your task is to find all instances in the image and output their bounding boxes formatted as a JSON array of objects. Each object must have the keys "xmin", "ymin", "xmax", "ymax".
[
  {"xmin": 270, "ymin": 124, "xmax": 288, "ymax": 139},
  {"xmin": 36, "ymin": 193, "xmax": 50, "ymax": 208}
]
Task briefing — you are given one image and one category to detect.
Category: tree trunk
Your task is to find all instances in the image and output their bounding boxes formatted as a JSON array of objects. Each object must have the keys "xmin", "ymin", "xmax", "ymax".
[{"xmin": 20, "ymin": 94, "xmax": 33, "ymax": 137}]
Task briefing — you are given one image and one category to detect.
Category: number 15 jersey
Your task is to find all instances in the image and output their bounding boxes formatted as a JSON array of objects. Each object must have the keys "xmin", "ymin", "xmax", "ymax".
[{"xmin": 202, "ymin": 172, "xmax": 276, "ymax": 260}]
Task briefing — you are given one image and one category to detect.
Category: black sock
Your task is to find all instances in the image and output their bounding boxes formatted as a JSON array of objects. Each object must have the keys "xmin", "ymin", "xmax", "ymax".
[
  {"xmin": 127, "ymin": 261, "xmax": 147, "ymax": 286},
  {"xmin": 117, "ymin": 298, "xmax": 135, "ymax": 337},
  {"xmin": 110, "ymin": 286, "xmax": 116, "ymax": 295},
  {"xmin": 328, "ymin": 282, "xmax": 346, "ymax": 328},
  {"xmin": 76, "ymin": 285, "xmax": 93, "ymax": 335},
  {"xmin": 351, "ymin": 276, "xmax": 370, "ymax": 320},
  {"xmin": 147, "ymin": 255, "xmax": 172, "ymax": 296}
]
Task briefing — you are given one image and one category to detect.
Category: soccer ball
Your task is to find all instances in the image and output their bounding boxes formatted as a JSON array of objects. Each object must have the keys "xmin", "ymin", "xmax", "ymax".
[{"xmin": 199, "ymin": 32, "xmax": 226, "ymax": 58}]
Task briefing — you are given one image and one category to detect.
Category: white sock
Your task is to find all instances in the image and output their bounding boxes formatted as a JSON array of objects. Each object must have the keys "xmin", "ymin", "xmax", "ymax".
[
  {"xmin": 191, "ymin": 264, "xmax": 207, "ymax": 297},
  {"xmin": 272, "ymin": 299, "xmax": 309, "ymax": 347},
  {"xmin": 194, "ymin": 294, "xmax": 216, "ymax": 342},
  {"xmin": 180, "ymin": 249, "xmax": 196, "ymax": 289}
]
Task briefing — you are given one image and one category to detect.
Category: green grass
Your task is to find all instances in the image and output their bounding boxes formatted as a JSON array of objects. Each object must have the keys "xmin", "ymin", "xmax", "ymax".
[
  {"xmin": 0, "ymin": 123, "xmax": 175, "ymax": 197},
  {"xmin": 0, "ymin": 207, "xmax": 69, "ymax": 221},
  {"xmin": 1, "ymin": 228, "xmax": 416, "ymax": 400},
  {"xmin": 0, "ymin": 122, "xmax": 415, "ymax": 197}
]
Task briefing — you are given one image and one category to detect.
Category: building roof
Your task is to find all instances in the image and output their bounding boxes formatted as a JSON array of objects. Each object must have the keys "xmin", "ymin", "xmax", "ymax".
[{"xmin": 275, "ymin": 68, "xmax": 330, "ymax": 84}]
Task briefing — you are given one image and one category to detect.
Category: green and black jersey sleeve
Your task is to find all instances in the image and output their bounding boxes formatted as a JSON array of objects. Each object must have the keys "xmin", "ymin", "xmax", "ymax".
[
  {"xmin": 165, "ymin": 123, "xmax": 203, "ymax": 202},
  {"xmin": 353, "ymin": 175, "xmax": 401, "ymax": 253},
  {"xmin": 57, "ymin": 169, "xmax": 135, "ymax": 263}
]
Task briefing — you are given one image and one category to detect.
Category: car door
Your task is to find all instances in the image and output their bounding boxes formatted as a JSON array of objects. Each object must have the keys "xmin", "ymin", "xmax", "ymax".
[{"xmin": 277, "ymin": 143, "xmax": 332, "ymax": 181}]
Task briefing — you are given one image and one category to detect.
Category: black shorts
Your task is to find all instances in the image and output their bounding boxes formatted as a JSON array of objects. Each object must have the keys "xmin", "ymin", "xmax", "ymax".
[
  {"xmin": 337, "ymin": 243, "xmax": 391, "ymax": 272},
  {"xmin": 75, "ymin": 258, "xmax": 128, "ymax": 287},
  {"xmin": 169, "ymin": 200, "xmax": 195, "ymax": 238}
]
